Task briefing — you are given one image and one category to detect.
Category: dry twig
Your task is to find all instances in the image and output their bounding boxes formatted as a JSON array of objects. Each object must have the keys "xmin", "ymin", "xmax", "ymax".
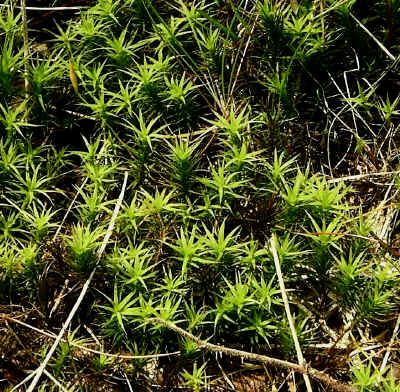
[
  {"xmin": 350, "ymin": 13, "xmax": 396, "ymax": 61},
  {"xmin": 152, "ymin": 317, "xmax": 356, "ymax": 392},
  {"xmin": 25, "ymin": 171, "xmax": 129, "ymax": 392},
  {"xmin": 380, "ymin": 313, "xmax": 400, "ymax": 373},
  {"xmin": 270, "ymin": 236, "xmax": 313, "ymax": 392}
]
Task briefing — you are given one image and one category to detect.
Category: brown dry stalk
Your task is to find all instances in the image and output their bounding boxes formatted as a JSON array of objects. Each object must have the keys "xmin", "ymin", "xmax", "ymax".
[
  {"xmin": 153, "ymin": 317, "xmax": 356, "ymax": 392},
  {"xmin": 69, "ymin": 59, "xmax": 79, "ymax": 95}
]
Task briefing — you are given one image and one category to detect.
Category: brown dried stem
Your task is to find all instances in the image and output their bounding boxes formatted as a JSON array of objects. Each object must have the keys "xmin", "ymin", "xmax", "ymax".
[{"xmin": 152, "ymin": 317, "xmax": 357, "ymax": 392}]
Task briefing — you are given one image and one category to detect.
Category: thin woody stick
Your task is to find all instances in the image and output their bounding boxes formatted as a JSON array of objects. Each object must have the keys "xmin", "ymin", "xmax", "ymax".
[
  {"xmin": 350, "ymin": 12, "xmax": 396, "ymax": 61},
  {"xmin": 270, "ymin": 236, "xmax": 313, "ymax": 392},
  {"xmin": 153, "ymin": 317, "xmax": 356, "ymax": 392},
  {"xmin": 380, "ymin": 313, "xmax": 400, "ymax": 373},
  {"xmin": 26, "ymin": 172, "xmax": 129, "ymax": 392}
]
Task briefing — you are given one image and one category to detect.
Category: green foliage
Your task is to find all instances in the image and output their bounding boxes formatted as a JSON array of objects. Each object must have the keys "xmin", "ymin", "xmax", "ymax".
[
  {"xmin": 181, "ymin": 362, "xmax": 208, "ymax": 392},
  {"xmin": 0, "ymin": 36, "xmax": 25, "ymax": 99},
  {"xmin": 66, "ymin": 224, "xmax": 103, "ymax": 272},
  {"xmin": 167, "ymin": 138, "xmax": 198, "ymax": 193},
  {"xmin": 167, "ymin": 225, "xmax": 204, "ymax": 276},
  {"xmin": 200, "ymin": 162, "xmax": 246, "ymax": 206},
  {"xmin": 1, "ymin": 0, "xmax": 400, "ymax": 390},
  {"xmin": 99, "ymin": 284, "xmax": 138, "ymax": 334},
  {"xmin": 352, "ymin": 361, "xmax": 382, "ymax": 392}
]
